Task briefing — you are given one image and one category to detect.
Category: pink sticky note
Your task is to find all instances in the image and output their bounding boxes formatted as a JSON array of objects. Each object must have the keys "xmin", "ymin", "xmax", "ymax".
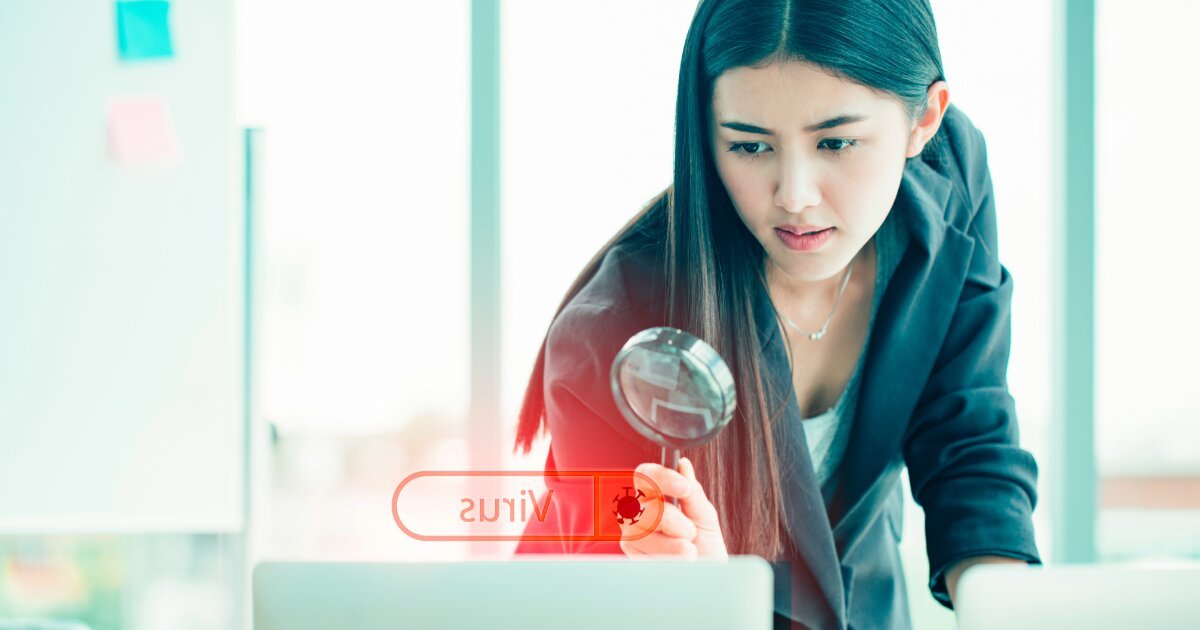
[{"xmin": 106, "ymin": 95, "xmax": 182, "ymax": 164}]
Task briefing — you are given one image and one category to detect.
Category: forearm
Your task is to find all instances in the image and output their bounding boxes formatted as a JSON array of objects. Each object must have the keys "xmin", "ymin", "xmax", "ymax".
[{"xmin": 946, "ymin": 555, "xmax": 1026, "ymax": 605}]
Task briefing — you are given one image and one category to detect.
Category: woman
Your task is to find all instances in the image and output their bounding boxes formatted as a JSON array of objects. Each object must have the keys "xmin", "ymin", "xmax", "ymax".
[{"xmin": 512, "ymin": 0, "xmax": 1040, "ymax": 628}]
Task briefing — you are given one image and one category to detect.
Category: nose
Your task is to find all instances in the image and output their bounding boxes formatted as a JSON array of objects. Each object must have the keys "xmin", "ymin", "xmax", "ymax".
[{"xmin": 774, "ymin": 155, "xmax": 821, "ymax": 213}]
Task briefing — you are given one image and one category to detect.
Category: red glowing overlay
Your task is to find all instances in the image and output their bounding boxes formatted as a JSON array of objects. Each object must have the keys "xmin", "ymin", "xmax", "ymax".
[{"xmin": 392, "ymin": 470, "xmax": 665, "ymax": 542}]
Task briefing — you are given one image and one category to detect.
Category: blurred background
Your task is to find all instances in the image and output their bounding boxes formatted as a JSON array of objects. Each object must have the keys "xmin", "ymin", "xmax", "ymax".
[{"xmin": 1, "ymin": 0, "xmax": 1197, "ymax": 628}]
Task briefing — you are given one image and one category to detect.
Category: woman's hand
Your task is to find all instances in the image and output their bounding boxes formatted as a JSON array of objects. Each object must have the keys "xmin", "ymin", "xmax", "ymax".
[{"xmin": 618, "ymin": 457, "xmax": 728, "ymax": 559}]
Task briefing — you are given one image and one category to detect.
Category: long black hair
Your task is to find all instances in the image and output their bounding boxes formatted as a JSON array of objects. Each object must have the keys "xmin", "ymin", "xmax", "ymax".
[{"xmin": 514, "ymin": 0, "xmax": 946, "ymax": 558}]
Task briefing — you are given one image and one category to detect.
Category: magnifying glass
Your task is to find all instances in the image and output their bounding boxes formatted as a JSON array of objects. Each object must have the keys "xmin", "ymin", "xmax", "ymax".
[{"xmin": 610, "ymin": 327, "xmax": 737, "ymax": 506}]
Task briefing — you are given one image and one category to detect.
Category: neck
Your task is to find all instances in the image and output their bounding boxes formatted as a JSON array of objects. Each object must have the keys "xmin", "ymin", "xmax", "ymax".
[{"xmin": 765, "ymin": 242, "xmax": 869, "ymax": 311}]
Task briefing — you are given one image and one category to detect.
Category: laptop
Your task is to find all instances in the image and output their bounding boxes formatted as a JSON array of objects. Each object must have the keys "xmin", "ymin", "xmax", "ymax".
[
  {"xmin": 955, "ymin": 563, "xmax": 1200, "ymax": 629},
  {"xmin": 254, "ymin": 556, "xmax": 774, "ymax": 629}
]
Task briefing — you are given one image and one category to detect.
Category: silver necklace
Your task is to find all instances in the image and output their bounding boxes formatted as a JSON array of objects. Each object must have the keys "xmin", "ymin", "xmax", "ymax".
[{"xmin": 777, "ymin": 256, "xmax": 856, "ymax": 341}]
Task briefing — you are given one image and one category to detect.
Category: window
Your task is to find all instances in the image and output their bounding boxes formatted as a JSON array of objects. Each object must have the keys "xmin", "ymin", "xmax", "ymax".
[
  {"xmin": 1095, "ymin": 0, "xmax": 1200, "ymax": 563},
  {"xmin": 238, "ymin": 0, "xmax": 472, "ymax": 560},
  {"xmin": 500, "ymin": 1, "xmax": 698, "ymax": 471}
]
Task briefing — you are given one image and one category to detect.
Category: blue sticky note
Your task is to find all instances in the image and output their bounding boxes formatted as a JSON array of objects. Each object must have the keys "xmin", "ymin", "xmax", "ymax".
[{"xmin": 116, "ymin": 1, "xmax": 174, "ymax": 60}]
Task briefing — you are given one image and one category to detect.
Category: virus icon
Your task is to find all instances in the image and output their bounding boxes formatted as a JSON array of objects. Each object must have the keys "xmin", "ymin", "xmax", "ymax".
[{"xmin": 612, "ymin": 487, "xmax": 646, "ymax": 525}]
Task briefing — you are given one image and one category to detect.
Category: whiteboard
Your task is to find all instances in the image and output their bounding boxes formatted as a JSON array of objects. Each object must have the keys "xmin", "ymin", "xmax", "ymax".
[{"xmin": 0, "ymin": 0, "xmax": 243, "ymax": 532}]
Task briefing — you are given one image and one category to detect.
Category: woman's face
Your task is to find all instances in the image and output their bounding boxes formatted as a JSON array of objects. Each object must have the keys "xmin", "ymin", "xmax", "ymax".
[{"xmin": 710, "ymin": 60, "xmax": 924, "ymax": 285}]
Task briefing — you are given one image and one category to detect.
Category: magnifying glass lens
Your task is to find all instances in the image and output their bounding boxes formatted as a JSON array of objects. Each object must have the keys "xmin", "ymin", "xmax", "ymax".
[
  {"xmin": 610, "ymin": 328, "xmax": 737, "ymax": 489},
  {"xmin": 617, "ymin": 345, "xmax": 724, "ymax": 441}
]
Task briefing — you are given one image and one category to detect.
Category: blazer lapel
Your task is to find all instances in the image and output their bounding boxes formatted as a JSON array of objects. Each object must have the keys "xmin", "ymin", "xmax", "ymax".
[
  {"xmin": 828, "ymin": 155, "xmax": 976, "ymax": 548},
  {"xmin": 755, "ymin": 281, "xmax": 846, "ymax": 628}
]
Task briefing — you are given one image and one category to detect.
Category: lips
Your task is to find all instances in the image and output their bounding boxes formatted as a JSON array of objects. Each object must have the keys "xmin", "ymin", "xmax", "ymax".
[
  {"xmin": 775, "ymin": 226, "xmax": 836, "ymax": 252},
  {"xmin": 777, "ymin": 224, "xmax": 832, "ymax": 236}
]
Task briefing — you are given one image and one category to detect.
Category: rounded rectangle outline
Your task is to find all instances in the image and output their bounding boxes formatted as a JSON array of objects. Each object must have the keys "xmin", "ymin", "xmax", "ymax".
[{"xmin": 392, "ymin": 470, "xmax": 663, "ymax": 542}]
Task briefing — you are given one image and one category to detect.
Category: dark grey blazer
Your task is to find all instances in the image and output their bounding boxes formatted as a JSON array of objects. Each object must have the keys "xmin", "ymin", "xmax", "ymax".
[{"xmin": 515, "ymin": 104, "xmax": 1040, "ymax": 629}]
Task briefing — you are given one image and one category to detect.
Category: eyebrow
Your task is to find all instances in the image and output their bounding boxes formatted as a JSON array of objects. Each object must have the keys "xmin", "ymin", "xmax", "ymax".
[{"xmin": 718, "ymin": 114, "xmax": 868, "ymax": 135}]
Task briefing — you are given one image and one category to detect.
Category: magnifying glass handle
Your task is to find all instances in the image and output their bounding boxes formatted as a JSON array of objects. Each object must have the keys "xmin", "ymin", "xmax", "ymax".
[{"xmin": 661, "ymin": 447, "xmax": 681, "ymax": 507}]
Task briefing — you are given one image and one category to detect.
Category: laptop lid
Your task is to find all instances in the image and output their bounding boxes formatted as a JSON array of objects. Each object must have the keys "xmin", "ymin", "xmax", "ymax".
[
  {"xmin": 254, "ymin": 556, "xmax": 774, "ymax": 629},
  {"xmin": 955, "ymin": 563, "xmax": 1200, "ymax": 630}
]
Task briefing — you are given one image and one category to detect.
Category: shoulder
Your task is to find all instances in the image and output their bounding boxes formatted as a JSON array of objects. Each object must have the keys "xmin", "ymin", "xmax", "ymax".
[
  {"xmin": 938, "ymin": 102, "xmax": 987, "ymax": 159},
  {"xmin": 544, "ymin": 240, "xmax": 666, "ymax": 391},
  {"xmin": 540, "ymin": 243, "xmax": 669, "ymax": 460},
  {"xmin": 935, "ymin": 103, "xmax": 994, "ymax": 226},
  {"xmin": 568, "ymin": 239, "xmax": 664, "ymax": 316}
]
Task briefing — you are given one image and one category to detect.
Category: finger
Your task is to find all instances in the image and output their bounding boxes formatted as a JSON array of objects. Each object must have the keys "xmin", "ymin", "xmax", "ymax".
[
  {"xmin": 616, "ymin": 499, "xmax": 693, "ymax": 542},
  {"xmin": 652, "ymin": 501, "xmax": 697, "ymax": 541},
  {"xmin": 676, "ymin": 457, "xmax": 721, "ymax": 530},
  {"xmin": 633, "ymin": 462, "xmax": 691, "ymax": 501},
  {"xmin": 680, "ymin": 456, "xmax": 697, "ymax": 483}
]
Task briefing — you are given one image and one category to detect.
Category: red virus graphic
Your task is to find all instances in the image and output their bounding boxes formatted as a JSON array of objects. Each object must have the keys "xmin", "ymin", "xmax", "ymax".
[{"xmin": 612, "ymin": 487, "xmax": 646, "ymax": 525}]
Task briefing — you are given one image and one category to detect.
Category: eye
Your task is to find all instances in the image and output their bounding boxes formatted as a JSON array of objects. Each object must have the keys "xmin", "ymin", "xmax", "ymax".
[
  {"xmin": 727, "ymin": 138, "xmax": 859, "ymax": 162},
  {"xmin": 818, "ymin": 138, "xmax": 859, "ymax": 155},
  {"xmin": 727, "ymin": 141, "xmax": 772, "ymax": 160}
]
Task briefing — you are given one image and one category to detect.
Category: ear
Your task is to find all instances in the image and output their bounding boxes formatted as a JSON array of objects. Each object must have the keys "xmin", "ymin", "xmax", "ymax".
[{"xmin": 905, "ymin": 80, "xmax": 951, "ymax": 158}]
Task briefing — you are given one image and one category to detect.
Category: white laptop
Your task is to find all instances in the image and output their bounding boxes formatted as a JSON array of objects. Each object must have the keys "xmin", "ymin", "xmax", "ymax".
[
  {"xmin": 955, "ymin": 563, "xmax": 1200, "ymax": 630},
  {"xmin": 253, "ymin": 556, "xmax": 774, "ymax": 629}
]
